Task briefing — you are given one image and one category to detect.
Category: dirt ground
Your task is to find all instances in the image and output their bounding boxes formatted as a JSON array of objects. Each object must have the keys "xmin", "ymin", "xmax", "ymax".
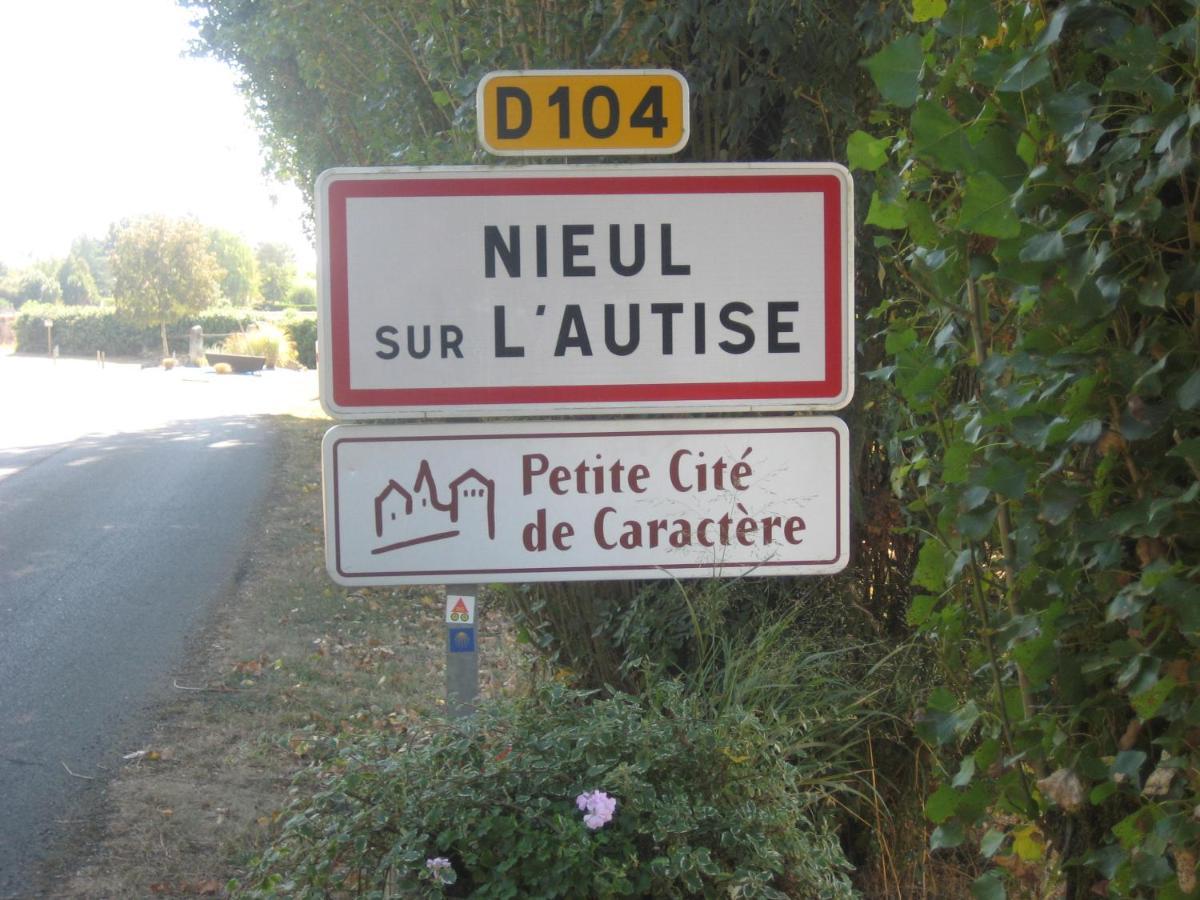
[{"xmin": 39, "ymin": 414, "xmax": 522, "ymax": 898}]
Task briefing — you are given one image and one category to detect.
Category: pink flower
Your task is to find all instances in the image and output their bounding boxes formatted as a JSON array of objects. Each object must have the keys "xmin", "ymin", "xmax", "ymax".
[{"xmin": 575, "ymin": 789, "xmax": 617, "ymax": 829}]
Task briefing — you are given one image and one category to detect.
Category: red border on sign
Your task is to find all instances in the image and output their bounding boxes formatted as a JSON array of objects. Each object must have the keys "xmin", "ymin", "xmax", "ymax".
[
  {"xmin": 325, "ymin": 173, "xmax": 846, "ymax": 411},
  {"xmin": 330, "ymin": 424, "xmax": 844, "ymax": 579}
]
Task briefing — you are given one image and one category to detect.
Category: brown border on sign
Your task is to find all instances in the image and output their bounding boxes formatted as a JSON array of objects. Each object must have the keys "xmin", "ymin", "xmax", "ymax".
[
  {"xmin": 325, "ymin": 172, "xmax": 846, "ymax": 411},
  {"xmin": 330, "ymin": 424, "xmax": 844, "ymax": 579}
]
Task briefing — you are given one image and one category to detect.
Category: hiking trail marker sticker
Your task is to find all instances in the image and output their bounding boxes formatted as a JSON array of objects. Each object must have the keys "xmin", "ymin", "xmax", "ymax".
[
  {"xmin": 316, "ymin": 163, "xmax": 853, "ymax": 420},
  {"xmin": 322, "ymin": 417, "xmax": 849, "ymax": 585},
  {"xmin": 446, "ymin": 594, "xmax": 476, "ymax": 624}
]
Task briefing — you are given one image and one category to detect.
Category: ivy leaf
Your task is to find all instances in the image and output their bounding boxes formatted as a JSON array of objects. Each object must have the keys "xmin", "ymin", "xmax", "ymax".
[
  {"xmin": 1167, "ymin": 438, "xmax": 1200, "ymax": 464},
  {"xmin": 847, "ymin": 130, "xmax": 890, "ymax": 171},
  {"xmin": 1039, "ymin": 482, "xmax": 1084, "ymax": 525},
  {"xmin": 866, "ymin": 191, "xmax": 909, "ymax": 229},
  {"xmin": 1066, "ymin": 121, "xmax": 1105, "ymax": 165},
  {"xmin": 930, "ymin": 822, "xmax": 965, "ymax": 849},
  {"xmin": 958, "ymin": 173, "xmax": 1020, "ymax": 238},
  {"xmin": 908, "ymin": 594, "xmax": 938, "ymax": 627},
  {"xmin": 1178, "ymin": 371, "xmax": 1200, "ymax": 411},
  {"xmin": 913, "ymin": 540, "xmax": 950, "ymax": 590},
  {"xmin": 980, "ymin": 829, "xmax": 1007, "ymax": 858},
  {"xmin": 950, "ymin": 756, "xmax": 976, "ymax": 789},
  {"xmin": 925, "ymin": 785, "xmax": 960, "ymax": 823},
  {"xmin": 864, "ymin": 34, "xmax": 923, "ymax": 108},
  {"xmin": 1112, "ymin": 751, "xmax": 1148, "ymax": 789},
  {"xmin": 1085, "ymin": 843, "xmax": 1128, "ymax": 879},
  {"xmin": 1012, "ymin": 824, "xmax": 1046, "ymax": 861},
  {"xmin": 913, "ymin": 0, "xmax": 947, "ymax": 22},
  {"xmin": 1068, "ymin": 419, "xmax": 1102, "ymax": 444},
  {"xmin": 971, "ymin": 872, "xmax": 1006, "ymax": 900},
  {"xmin": 1019, "ymin": 231, "xmax": 1065, "ymax": 263},
  {"xmin": 1131, "ymin": 675, "xmax": 1176, "ymax": 720}
]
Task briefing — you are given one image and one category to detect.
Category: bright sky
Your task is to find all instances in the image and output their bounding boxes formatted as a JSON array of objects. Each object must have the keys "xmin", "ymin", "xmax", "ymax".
[{"xmin": 0, "ymin": 0, "xmax": 315, "ymax": 274}]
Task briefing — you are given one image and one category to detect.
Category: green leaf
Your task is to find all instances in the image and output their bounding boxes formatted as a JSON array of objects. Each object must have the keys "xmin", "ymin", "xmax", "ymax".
[
  {"xmin": 1010, "ymin": 632, "xmax": 1056, "ymax": 689},
  {"xmin": 908, "ymin": 594, "xmax": 938, "ymax": 627},
  {"xmin": 1112, "ymin": 751, "xmax": 1147, "ymax": 788},
  {"xmin": 1068, "ymin": 419, "xmax": 1102, "ymax": 444},
  {"xmin": 931, "ymin": 821, "xmax": 965, "ymax": 849},
  {"xmin": 864, "ymin": 34, "xmax": 924, "ymax": 108},
  {"xmin": 913, "ymin": 540, "xmax": 950, "ymax": 590},
  {"xmin": 958, "ymin": 173, "xmax": 1020, "ymax": 238},
  {"xmin": 957, "ymin": 505, "xmax": 997, "ymax": 540},
  {"xmin": 1167, "ymin": 438, "xmax": 1200, "ymax": 464},
  {"xmin": 1178, "ymin": 371, "xmax": 1200, "ymax": 411},
  {"xmin": 1045, "ymin": 84, "xmax": 1095, "ymax": 139},
  {"xmin": 944, "ymin": 442, "xmax": 972, "ymax": 483},
  {"xmin": 866, "ymin": 191, "xmax": 908, "ymax": 229},
  {"xmin": 1039, "ymin": 482, "xmax": 1083, "ymax": 525},
  {"xmin": 885, "ymin": 326, "xmax": 918, "ymax": 354},
  {"xmin": 846, "ymin": 130, "xmax": 890, "ymax": 171},
  {"xmin": 911, "ymin": 100, "xmax": 970, "ymax": 170},
  {"xmin": 980, "ymin": 829, "xmax": 1007, "ymax": 858},
  {"xmin": 952, "ymin": 755, "xmax": 976, "ymax": 787},
  {"xmin": 937, "ymin": 0, "xmax": 999, "ymax": 38},
  {"xmin": 971, "ymin": 871, "xmax": 1006, "ymax": 900},
  {"xmin": 905, "ymin": 200, "xmax": 940, "ymax": 245},
  {"xmin": 1131, "ymin": 675, "xmax": 1176, "ymax": 720},
  {"xmin": 1066, "ymin": 121, "xmax": 1105, "ymax": 165},
  {"xmin": 925, "ymin": 785, "xmax": 960, "ymax": 823},
  {"xmin": 913, "ymin": 0, "xmax": 947, "ymax": 21},
  {"xmin": 982, "ymin": 456, "xmax": 1028, "ymax": 498},
  {"xmin": 1090, "ymin": 781, "xmax": 1118, "ymax": 805},
  {"xmin": 1012, "ymin": 824, "xmax": 1045, "ymax": 861},
  {"xmin": 997, "ymin": 54, "xmax": 1051, "ymax": 92},
  {"xmin": 1019, "ymin": 231, "xmax": 1065, "ymax": 263},
  {"xmin": 1085, "ymin": 843, "xmax": 1128, "ymax": 879}
]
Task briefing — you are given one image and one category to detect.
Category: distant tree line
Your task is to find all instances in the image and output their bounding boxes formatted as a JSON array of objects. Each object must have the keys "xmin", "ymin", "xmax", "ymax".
[{"xmin": 0, "ymin": 218, "xmax": 313, "ymax": 315}]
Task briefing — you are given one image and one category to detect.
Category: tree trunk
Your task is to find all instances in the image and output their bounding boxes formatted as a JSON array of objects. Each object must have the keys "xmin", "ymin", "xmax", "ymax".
[{"xmin": 160, "ymin": 321, "xmax": 169, "ymax": 359}]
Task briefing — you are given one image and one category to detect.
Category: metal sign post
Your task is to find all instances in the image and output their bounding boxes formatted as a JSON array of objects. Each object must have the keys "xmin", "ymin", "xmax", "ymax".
[{"xmin": 445, "ymin": 585, "xmax": 479, "ymax": 718}]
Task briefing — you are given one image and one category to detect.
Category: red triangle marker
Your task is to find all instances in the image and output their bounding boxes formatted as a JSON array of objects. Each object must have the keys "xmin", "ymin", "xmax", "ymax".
[{"xmin": 451, "ymin": 599, "xmax": 469, "ymax": 617}]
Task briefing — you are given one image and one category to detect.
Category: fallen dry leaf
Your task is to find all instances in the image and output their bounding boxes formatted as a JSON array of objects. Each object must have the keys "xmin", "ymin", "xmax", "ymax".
[{"xmin": 1037, "ymin": 768, "xmax": 1085, "ymax": 812}]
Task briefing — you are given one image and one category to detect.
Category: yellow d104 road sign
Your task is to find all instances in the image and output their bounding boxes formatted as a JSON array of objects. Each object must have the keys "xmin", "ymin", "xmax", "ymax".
[{"xmin": 477, "ymin": 69, "xmax": 689, "ymax": 156}]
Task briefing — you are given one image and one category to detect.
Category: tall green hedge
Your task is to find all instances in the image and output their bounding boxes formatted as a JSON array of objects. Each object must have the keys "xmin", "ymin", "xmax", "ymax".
[
  {"xmin": 859, "ymin": 1, "xmax": 1199, "ymax": 895},
  {"xmin": 12, "ymin": 303, "xmax": 307, "ymax": 361}
]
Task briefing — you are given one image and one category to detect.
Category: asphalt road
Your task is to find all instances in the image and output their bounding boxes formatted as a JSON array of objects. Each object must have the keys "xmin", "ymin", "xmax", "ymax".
[{"xmin": 0, "ymin": 355, "xmax": 318, "ymax": 897}]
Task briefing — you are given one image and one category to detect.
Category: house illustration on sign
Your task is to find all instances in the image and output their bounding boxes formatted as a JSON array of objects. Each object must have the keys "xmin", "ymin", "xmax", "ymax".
[{"xmin": 372, "ymin": 459, "xmax": 496, "ymax": 555}]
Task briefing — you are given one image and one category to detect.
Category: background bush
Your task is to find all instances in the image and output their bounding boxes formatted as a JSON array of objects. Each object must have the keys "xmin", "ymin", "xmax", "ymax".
[
  {"xmin": 243, "ymin": 683, "xmax": 856, "ymax": 899},
  {"xmin": 279, "ymin": 311, "xmax": 316, "ymax": 369},
  {"xmin": 12, "ymin": 303, "xmax": 311, "ymax": 363},
  {"xmin": 215, "ymin": 321, "xmax": 297, "ymax": 369}
]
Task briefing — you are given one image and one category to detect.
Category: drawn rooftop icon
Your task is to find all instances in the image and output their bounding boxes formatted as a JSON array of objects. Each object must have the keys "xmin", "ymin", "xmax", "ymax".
[{"xmin": 373, "ymin": 460, "xmax": 496, "ymax": 555}]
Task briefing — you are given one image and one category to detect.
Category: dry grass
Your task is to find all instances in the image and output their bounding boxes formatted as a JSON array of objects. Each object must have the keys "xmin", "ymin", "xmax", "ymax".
[{"xmin": 48, "ymin": 415, "xmax": 522, "ymax": 898}]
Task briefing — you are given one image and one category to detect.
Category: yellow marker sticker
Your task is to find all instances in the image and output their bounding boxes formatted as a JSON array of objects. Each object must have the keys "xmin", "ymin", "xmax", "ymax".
[{"xmin": 477, "ymin": 69, "xmax": 689, "ymax": 156}]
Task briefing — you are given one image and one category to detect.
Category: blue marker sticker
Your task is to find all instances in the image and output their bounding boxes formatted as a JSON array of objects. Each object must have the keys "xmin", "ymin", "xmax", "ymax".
[{"xmin": 448, "ymin": 625, "xmax": 476, "ymax": 653}]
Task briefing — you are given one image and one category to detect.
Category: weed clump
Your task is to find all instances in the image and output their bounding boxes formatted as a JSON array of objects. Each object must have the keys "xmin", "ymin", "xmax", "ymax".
[{"xmin": 241, "ymin": 683, "xmax": 856, "ymax": 898}]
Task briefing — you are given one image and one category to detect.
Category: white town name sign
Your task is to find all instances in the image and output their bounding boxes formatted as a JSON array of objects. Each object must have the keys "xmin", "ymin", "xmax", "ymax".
[
  {"xmin": 322, "ymin": 417, "xmax": 849, "ymax": 584},
  {"xmin": 317, "ymin": 163, "xmax": 853, "ymax": 419}
]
